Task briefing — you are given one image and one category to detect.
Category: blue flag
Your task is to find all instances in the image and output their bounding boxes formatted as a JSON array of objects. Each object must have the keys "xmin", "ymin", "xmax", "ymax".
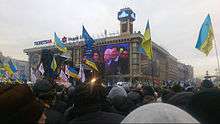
[
  {"xmin": 8, "ymin": 60, "xmax": 17, "ymax": 73},
  {"xmin": 82, "ymin": 26, "xmax": 95, "ymax": 58}
]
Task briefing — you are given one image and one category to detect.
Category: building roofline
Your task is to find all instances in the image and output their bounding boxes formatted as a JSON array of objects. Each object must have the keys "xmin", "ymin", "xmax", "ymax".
[
  {"xmin": 24, "ymin": 33, "xmax": 142, "ymax": 53},
  {"xmin": 23, "ymin": 32, "xmax": 177, "ymax": 61}
]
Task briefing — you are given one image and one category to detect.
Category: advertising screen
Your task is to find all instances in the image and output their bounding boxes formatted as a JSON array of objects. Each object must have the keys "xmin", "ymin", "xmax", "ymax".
[{"xmin": 92, "ymin": 43, "xmax": 130, "ymax": 75}]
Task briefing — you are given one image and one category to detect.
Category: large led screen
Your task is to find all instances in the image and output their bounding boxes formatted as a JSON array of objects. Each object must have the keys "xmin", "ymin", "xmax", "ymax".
[{"xmin": 91, "ymin": 43, "xmax": 130, "ymax": 75}]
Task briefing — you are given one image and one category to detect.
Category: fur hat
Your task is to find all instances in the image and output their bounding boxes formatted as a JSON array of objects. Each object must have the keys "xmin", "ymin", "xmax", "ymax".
[{"xmin": 0, "ymin": 84, "xmax": 44, "ymax": 124}]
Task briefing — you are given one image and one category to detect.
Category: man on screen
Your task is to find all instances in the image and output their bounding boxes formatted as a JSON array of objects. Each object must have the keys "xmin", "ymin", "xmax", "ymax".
[
  {"xmin": 119, "ymin": 50, "xmax": 129, "ymax": 74},
  {"xmin": 92, "ymin": 51, "xmax": 105, "ymax": 76},
  {"xmin": 104, "ymin": 49, "xmax": 112, "ymax": 74},
  {"xmin": 109, "ymin": 47, "xmax": 120, "ymax": 75},
  {"xmin": 104, "ymin": 49, "xmax": 112, "ymax": 63},
  {"xmin": 93, "ymin": 51, "xmax": 101, "ymax": 63}
]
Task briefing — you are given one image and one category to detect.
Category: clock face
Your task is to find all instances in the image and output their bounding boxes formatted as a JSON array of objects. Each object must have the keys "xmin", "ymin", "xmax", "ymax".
[{"xmin": 30, "ymin": 53, "xmax": 41, "ymax": 69}]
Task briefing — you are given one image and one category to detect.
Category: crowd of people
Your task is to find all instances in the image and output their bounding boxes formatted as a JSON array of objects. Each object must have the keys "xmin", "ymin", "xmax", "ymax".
[{"xmin": 0, "ymin": 76, "xmax": 220, "ymax": 124}]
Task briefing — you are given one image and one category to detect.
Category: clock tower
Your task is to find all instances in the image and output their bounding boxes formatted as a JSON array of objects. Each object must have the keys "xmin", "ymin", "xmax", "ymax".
[{"xmin": 118, "ymin": 7, "xmax": 136, "ymax": 35}]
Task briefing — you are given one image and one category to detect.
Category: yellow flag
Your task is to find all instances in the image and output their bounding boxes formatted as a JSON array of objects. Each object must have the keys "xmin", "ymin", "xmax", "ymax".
[
  {"xmin": 84, "ymin": 59, "xmax": 99, "ymax": 72},
  {"xmin": 51, "ymin": 57, "xmax": 57, "ymax": 71},
  {"xmin": 4, "ymin": 64, "xmax": 14, "ymax": 76},
  {"xmin": 141, "ymin": 20, "xmax": 153, "ymax": 60}
]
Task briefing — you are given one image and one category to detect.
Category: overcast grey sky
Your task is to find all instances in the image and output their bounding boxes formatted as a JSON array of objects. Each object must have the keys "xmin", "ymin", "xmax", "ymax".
[{"xmin": 0, "ymin": 0, "xmax": 219, "ymax": 77}]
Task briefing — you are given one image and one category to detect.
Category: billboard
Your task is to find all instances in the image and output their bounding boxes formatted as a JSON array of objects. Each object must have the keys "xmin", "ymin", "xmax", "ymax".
[{"xmin": 91, "ymin": 43, "xmax": 130, "ymax": 75}]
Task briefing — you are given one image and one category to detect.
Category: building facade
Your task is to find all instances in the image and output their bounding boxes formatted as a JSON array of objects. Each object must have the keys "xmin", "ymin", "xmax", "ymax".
[
  {"xmin": 0, "ymin": 51, "xmax": 29, "ymax": 81},
  {"xmin": 177, "ymin": 62, "xmax": 194, "ymax": 81},
  {"xmin": 24, "ymin": 7, "xmax": 193, "ymax": 84}
]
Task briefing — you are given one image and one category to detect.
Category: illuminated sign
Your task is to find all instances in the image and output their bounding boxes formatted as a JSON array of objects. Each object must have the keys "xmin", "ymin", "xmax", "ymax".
[
  {"xmin": 68, "ymin": 36, "xmax": 79, "ymax": 42},
  {"xmin": 34, "ymin": 39, "xmax": 52, "ymax": 46},
  {"xmin": 62, "ymin": 36, "xmax": 67, "ymax": 43},
  {"xmin": 118, "ymin": 8, "xmax": 136, "ymax": 22},
  {"xmin": 33, "ymin": 36, "xmax": 80, "ymax": 46},
  {"xmin": 119, "ymin": 11, "xmax": 129, "ymax": 18}
]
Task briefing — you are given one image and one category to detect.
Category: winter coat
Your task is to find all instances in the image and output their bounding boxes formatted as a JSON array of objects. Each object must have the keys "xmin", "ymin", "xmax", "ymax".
[
  {"xmin": 45, "ymin": 109, "xmax": 66, "ymax": 124},
  {"xmin": 68, "ymin": 111, "xmax": 124, "ymax": 124}
]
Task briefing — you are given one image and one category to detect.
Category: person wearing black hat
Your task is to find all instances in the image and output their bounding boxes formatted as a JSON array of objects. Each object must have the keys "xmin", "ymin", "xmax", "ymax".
[
  {"xmin": 187, "ymin": 88, "xmax": 220, "ymax": 124},
  {"xmin": 167, "ymin": 92, "xmax": 194, "ymax": 111},
  {"xmin": 0, "ymin": 84, "xmax": 46, "ymax": 124},
  {"xmin": 139, "ymin": 86, "xmax": 157, "ymax": 105},
  {"xmin": 32, "ymin": 79, "xmax": 65, "ymax": 124},
  {"xmin": 32, "ymin": 79, "xmax": 57, "ymax": 106}
]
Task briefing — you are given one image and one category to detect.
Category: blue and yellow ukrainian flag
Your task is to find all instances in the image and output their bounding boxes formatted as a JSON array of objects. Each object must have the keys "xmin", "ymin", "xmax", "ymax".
[
  {"xmin": 0, "ymin": 68, "xmax": 4, "ymax": 78},
  {"xmin": 67, "ymin": 66, "xmax": 80, "ymax": 80},
  {"xmin": 1, "ymin": 68, "xmax": 9, "ymax": 79},
  {"xmin": 2, "ymin": 60, "xmax": 17, "ymax": 76},
  {"xmin": 54, "ymin": 32, "xmax": 67, "ymax": 53},
  {"xmin": 8, "ymin": 60, "xmax": 17, "ymax": 73},
  {"xmin": 82, "ymin": 26, "xmax": 95, "ymax": 59},
  {"xmin": 141, "ymin": 20, "xmax": 153, "ymax": 60},
  {"xmin": 195, "ymin": 14, "xmax": 214, "ymax": 56},
  {"xmin": 84, "ymin": 59, "xmax": 99, "ymax": 72},
  {"xmin": 4, "ymin": 64, "xmax": 14, "ymax": 76}
]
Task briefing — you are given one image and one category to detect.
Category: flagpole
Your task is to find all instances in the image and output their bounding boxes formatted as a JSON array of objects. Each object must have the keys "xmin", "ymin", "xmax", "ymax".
[
  {"xmin": 151, "ymin": 60, "xmax": 155, "ymax": 87},
  {"xmin": 214, "ymin": 38, "xmax": 220, "ymax": 76}
]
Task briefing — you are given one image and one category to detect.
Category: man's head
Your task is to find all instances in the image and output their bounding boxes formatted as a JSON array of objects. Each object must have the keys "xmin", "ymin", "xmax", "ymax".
[
  {"xmin": 167, "ymin": 92, "xmax": 194, "ymax": 111},
  {"xmin": 187, "ymin": 88, "xmax": 220, "ymax": 124},
  {"xmin": 104, "ymin": 49, "xmax": 112, "ymax": 62},
  {"xmin": 0, "ymin": 84, "xmax": 45, "ymax": 124},
  {"xmin": 32, "ymin": 79, "xmax": 56, "ymax": 106},
  {"xmin": 72, "ymin": 83, "xmax": 106, "ymax": 110},
  {"xmin": 111, "ymin": 47, "xmax": 119, "ymax": 59},
  {"xmin": 92, "ymin": 51, "xmax": 100, "ymax": 62}
]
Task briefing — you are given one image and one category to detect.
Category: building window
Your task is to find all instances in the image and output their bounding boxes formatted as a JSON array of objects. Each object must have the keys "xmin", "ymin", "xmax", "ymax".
[
  {"xmin": 132, "ymin": 53, "xmax": 138, "ymax": 59},
  {"xmin": 129, "ymin": 23, "xmax": 133, "ymax": 33},
  {"xmin": 133, "ymin": 65, "xmax": 139, "ymax": 69},
  {"xmin": 132, "ymin": 43, "xmax": 137, "ymax": 47},
  {"xmin": 132, "ymin": 59, "xmax": 138, "ymax": 64}
]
